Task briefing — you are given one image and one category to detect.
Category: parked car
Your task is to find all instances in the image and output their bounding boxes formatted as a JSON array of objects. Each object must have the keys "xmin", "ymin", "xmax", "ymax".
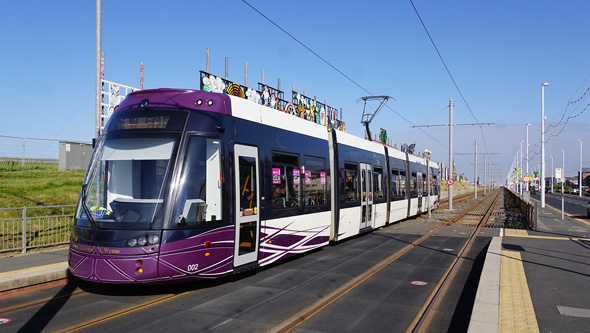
[{"xmin": 585, "ymin": 188, "xmax": 590, "ymax": 196}]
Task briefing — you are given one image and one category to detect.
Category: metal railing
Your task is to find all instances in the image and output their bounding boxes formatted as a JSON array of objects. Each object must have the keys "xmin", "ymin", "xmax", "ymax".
[
  {"xmin": 0, "ymin": 205, "xmax": 75, "ymax": 253},
  {"xmin": 503, "ymin": 187, "xmax": 537, "ymax": 230}
]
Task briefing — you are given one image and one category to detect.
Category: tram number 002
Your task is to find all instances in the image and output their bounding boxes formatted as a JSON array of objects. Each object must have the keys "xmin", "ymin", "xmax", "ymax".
[{"xmin": 187, "ymin": 264, "xmax": 199, "ymax": 271}]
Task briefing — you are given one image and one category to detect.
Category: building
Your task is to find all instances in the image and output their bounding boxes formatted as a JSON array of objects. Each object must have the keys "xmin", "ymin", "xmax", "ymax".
[
  {"xmin": 59, "ymin": 141, "xmax": 93, "ymax": 171},
  {"xmin": 579, "ymin": 168, "xmax": 590, "ymax": 188}
]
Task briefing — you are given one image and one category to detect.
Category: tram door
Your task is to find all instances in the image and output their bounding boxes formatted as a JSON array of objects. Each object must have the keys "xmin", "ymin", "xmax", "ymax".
[
  {"xmin": 360, "ymin": 163, "xmax": 373, "ymax": 229},
  {"xmin": 233, "ymin": 145, "xmax": 260, "ymax": 268}
]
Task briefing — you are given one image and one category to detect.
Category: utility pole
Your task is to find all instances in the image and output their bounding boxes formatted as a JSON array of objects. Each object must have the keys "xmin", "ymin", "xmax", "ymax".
[
  {"xmin": 411, "ymin": 99, "xmax": 494, "ymax": 210},
  {"xmin": 449, "ymin": 98, "xmax": 453, "ymax": 209},
  {"xmin": 459, "ymin": 148, "xmax": 497, "ymax": 198},
  {"xmin": 95, "ymin": 0, "xmax": 101, "ymax": 142},
  {"xmin": 474, "ymin": 141, "xmax": 477, "ymax": 199},
  {"xmin": 541, "ymin": 82, "xmax": 549, "ymax": 208}
]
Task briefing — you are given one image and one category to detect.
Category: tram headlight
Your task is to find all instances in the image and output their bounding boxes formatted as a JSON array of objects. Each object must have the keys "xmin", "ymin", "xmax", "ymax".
[
  {"xmin": 127, "ymin": 234, "xmax": 159, "ymax": 247},
  {"xmin": 148, "ymin": 234, "xmax": 159, "ymax": 245},
  {"xmin": 137, "ymin": 236, "xmax": 148, "ymax": 246}
]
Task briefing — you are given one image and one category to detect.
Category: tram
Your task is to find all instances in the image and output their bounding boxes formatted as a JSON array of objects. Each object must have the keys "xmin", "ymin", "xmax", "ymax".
[{"xmin": 69, "ymin": 82, "xmax": 440, "ymax": 284}]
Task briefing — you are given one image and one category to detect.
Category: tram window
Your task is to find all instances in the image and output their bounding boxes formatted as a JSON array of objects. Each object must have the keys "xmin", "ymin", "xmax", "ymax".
[
  {"xmin": 271, "ymin": 152, "xmax": 300, "ymax": 208},
  {"xmin": 361, "ymin": 169, "xmax": 367, "ymax": 201},
  {"xmin": 432, "ymin": 174, "xmax": 439, "ymax": 195},
  {"xmin": 411, "ymin": 172, "xmax": 418, "ymax": 198},
  {"xmin": 302, "ymin": 156, "xmax": 327, "ymax": 206},
  {"xmin": 418, "ymin": 172, "xmax": 425, "ymax": 196},
  {"xmin": 374, "ymin": 166, "xmax": 384, "ymax": 201},
  {"xmin": 343, "ymin": 163, "xmax": 358, "ymax": 201},
  {"xmin": 239, "ymin": 156, "xmax": 257, "ymax": 215},
  {"xmin": 172, "ymin": 137, "xmax": 223, "ymax": 227},
  {"xmin": 391, "ymin": 169, "xmax": 399, "ymax": 200},
  {"xmin": 399, "ymin": 171, "xmax": 407, "ymax": 198}
]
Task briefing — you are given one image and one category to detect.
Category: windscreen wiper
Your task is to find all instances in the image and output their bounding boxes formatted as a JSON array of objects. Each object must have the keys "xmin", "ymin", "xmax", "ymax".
[{"xmin": 81, "ymin": 184, "xmax": 99, "ymax": 229}]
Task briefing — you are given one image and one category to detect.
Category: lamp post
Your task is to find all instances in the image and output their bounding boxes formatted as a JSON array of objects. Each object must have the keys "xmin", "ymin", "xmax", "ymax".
[
  {"xmin": 580, "ymin": 139, "xmax": 583, "ymax": 197},
  {"xmin": 541, "ymin": 83, "xmax": 549, "ymax": 207},
  {"xmin": 550, "ymin": 156, "xmax": 554, "ymax": 194},
  {"xmin": 526, "ymin": 123, "xmax": 531, "ymax": 192},
  {"xmin": 562, "ymin": 149, "xmax": 565, "ymax": 220},
  {"xmin": 520, "ymin": 140, "xmax": 524, "ymax": 195},
  {"xmin": 515, "ymin": 150, "xmax": 522, "ymax": 193}
]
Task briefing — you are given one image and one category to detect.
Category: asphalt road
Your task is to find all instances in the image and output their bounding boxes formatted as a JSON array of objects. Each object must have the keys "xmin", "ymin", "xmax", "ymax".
[{"xmin": 530, "ymin": 191, "xmax": 590, "ymax": 218}]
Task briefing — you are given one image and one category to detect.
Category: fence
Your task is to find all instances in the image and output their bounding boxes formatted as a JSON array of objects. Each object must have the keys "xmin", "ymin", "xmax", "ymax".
[
  {"xmin": 503, "ymin": 187, "xmax": 537, "ymax": 230},
  {"xmin": 0, "ymin": 157, "xmax": 58, "ymax": 164},
  {"xmin": 0, "ymin": 205, "xmax": 76, "ymax": 253}
]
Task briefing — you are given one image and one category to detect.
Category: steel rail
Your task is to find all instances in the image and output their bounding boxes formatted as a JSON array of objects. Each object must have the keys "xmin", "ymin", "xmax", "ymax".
[
  {"xmin": 409, "ymin": 189, "xmax": 501, "ymax": 332},
  {"xmin": 272, "ymin": 189, "xmax": 498, "ymax": 332}
]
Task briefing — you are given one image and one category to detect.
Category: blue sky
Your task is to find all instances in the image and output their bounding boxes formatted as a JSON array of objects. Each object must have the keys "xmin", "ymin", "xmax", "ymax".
[{"xmin": 1, "ymin": 1, "xmax": 589, "ymax": 183}]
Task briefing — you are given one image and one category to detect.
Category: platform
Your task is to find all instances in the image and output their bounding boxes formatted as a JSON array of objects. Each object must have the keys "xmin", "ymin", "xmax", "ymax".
[{"xmin": 469, "ymin": 201, "xmax": 590, "ymax": 332}]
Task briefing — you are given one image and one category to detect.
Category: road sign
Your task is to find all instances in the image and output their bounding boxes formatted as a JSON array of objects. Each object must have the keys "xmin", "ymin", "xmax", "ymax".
[
  {"xmin": 447, "ymin": 179, "xmax": 454, "ymax": 186},
  {"xmin": 524, "ymin": 176, "xmax": 530, "ymax": 183},
  {"xmin": 556, "ymin": 168, "xmax": 562, "ymax": 181},
  {"xmin": 431, "ymin": 180, "xmax": 436, "ymax": 186}
]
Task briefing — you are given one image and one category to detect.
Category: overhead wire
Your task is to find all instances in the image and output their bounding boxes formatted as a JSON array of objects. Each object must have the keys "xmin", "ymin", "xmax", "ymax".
[
  {"xmin": 408, "ymin": 0, "xmax": 490, "ymax": 157},
  {"xmin": 40, "ymin": 89, "xmax": 94, "ymax": 156},
  {"xmin": 241, "ymin": 0, "xmax": 449, "ymax": 150},
  {"xmin": 546, "ymin": 73, "xmax": 590, "ymax": 131}
]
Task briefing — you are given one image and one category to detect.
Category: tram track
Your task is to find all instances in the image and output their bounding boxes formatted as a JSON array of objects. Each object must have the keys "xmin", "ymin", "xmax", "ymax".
[
  {"xmin": 409, "ymin": 189, "xmax": 501, "ymax": 332},
  {"xmin": 273, "ymin": 189, "xmax": 501, "ymax": 332}
]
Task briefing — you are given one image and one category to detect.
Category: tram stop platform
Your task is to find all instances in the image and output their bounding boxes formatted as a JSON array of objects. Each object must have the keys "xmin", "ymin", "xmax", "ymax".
[
  {"xmin": 469, "ymin": 201, "xmax": 590, "ymax": 332},
  {"xmin": 0, "ymin": 201, "xmax": 589, "ymax": 332}
]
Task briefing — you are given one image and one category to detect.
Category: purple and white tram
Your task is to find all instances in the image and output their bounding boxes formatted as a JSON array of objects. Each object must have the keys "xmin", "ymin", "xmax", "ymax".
[{"xmin": 69, "ymin": 88, "xmax": 440, "ymax": 284}]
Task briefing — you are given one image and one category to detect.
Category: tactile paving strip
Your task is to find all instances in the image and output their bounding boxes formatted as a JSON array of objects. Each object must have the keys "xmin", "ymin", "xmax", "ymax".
[{"xmin": 499, "ymin": 250, "xmax": 539, "ymax": 332}]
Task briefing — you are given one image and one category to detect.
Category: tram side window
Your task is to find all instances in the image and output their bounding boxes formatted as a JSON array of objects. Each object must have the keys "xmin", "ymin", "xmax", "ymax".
[
  {"xmin": 271, "ymin": 152, "xmax": 301, "ymax": 208},
  {"xmin": 172, "ymin": 137, "xmax": 223, "ymax": 227},
  {"xmin": 432, "ymin": 174, "xmax": 439, "ymax": 195},
  {"xmin": 399, "ymin": 170, "xmax": 407, "ymax": 198},
  {"xmin": 418, "ymin": 172, "xmax": 426, "ymax": 196},
  {"xmin": 410, "ymin": 172, "xmax": 418, "ymax": 198},
  {"xmin": 343, "ymin": 163, "xmax": 359, "ymax": 201},
  {"xmin": 391, "ymin": 169, "xmax": 399, "ymax": 200},
  {"xmin": 239, "ymin": 156, "xmax": 257, "ymax": 215},
  {"xmin": 374, "ymin": 166, "xmax": 385, "ymax": 201},
  {"xmin": 303, "ymin": 156, "xmax": 327, "ymax": 206}
]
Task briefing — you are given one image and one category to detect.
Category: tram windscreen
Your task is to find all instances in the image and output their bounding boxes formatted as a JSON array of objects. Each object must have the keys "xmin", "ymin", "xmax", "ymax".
[{"xmin": 77, "ymin": 136, "xmax": 176, "ymax": 228}]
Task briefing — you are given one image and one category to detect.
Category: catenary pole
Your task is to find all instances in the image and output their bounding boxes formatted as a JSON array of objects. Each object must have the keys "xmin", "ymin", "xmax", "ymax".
[
  {"xmin": 541, "ymin": 82, "xmax": 549, "ymax": 207},
  {"xmin": 449, "ymin": 98, "xmax": 453, "ymax": 210},
  {"xmin": 474, "ymin": 140, "xmax": 477, "ymax": 199},
  {"xmin": 95, "ymin": 0, "xmax": 101, "ymax": 141}
]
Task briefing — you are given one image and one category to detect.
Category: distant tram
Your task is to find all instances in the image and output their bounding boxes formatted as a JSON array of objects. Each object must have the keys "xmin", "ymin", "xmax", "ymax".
[{"xmin": 69, "ymin": 79, "xmax": 440, "ymax": 284}]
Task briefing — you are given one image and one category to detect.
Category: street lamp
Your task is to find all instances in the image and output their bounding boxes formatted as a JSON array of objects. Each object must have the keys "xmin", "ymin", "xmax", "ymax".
[
  {"xmin": 541, "ymin": 82, "xmax": 549, "ymax": 208},
  {"xmin": 562, "ymin": 149, "xmax": 565, "ymax": 219},
  {"xmin": 526, "ymin": 123, "xmax": 531, "ymax": 191},
  {"xmin": 550, "ymin": 156, "xmax": 554, "ymax": 194},
  {"xmin": 520, "ymin": 140, "xmax": 524, "ymax": 195},
  {"xmin": 514, "ymin": 150, "xmax": 522, "ymax": 194},
  {"xmin": 580, "ymin": 139, "xmax": 583, "ymax": 197}
]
